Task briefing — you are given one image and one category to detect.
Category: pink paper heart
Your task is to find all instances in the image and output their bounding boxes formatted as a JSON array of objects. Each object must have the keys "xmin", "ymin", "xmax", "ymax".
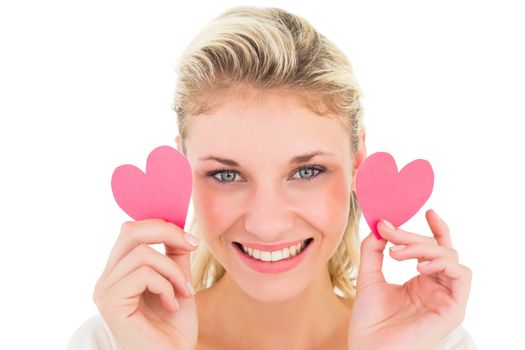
[
  {"xmin": 111, "ymin": 145, "xmax": 193, "ymax": 229},
  {"xmin": 355, "ymin": 152, "xmax": 434, "ymax": 240}
]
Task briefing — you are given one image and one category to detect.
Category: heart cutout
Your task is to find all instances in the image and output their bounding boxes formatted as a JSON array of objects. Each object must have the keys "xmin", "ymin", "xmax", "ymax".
[
  {"xmin": 111, "ymin": 145, "xmax": 193, "ymax": 229},
  {"xmin": 355, "ymin": 152, "xmax": 434, "ymax": 240}
]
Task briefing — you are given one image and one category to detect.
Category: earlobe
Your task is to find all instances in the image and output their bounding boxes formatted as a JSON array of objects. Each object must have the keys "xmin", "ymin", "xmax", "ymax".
[
  {"xmin": 354, "ymin": 131, "xmax": 367, "ymax": 169},
  {"xmin": 351, "ymin": 130, "xmax": 367, "ymax": 191},
  {"xmin": 175, "ymin": 135, "xmax": 182, "ymax": 151}
]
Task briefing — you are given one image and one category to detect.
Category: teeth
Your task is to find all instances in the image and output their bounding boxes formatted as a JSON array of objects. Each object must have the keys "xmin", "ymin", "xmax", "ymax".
[
  {"xmin": 282, "ymin": 247, "xmax": 290, "ymax": 259},
  {"xmin": 261, "ymin": 251, "xmax": 272, "ymax": 262},
  {"xmin": 241, "ymin": 239, "xmax": 310, "ymax": 262}
]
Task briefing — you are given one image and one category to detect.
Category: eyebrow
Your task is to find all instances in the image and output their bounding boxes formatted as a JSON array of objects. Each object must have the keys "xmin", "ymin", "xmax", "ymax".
[{"xmin": 198, "ymin": 151, "xmax": 335, "ymax": 167}]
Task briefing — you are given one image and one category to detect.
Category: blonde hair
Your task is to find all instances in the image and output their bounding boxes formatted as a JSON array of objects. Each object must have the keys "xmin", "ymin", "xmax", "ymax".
[{"xmin": 173, "ymin": 6, "xmax": 365, "ymax": 299}]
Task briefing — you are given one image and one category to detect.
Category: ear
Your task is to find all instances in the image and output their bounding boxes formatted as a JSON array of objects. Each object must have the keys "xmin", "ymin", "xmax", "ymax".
[
  {"xmin": 351, "ymin": 130, "xmax": 367, "ymax": 192},
  {"xmin": 175, "ymin": 135, "xmax": 182, "ymax": 152}
]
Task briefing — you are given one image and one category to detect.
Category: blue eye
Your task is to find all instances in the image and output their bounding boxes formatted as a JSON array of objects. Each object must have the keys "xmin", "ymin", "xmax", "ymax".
[
  {"xmin": 212, "ymin": 169, "xmax": 239, "ymax": 183},
  {"xmin": 207, "ymin": 165, "xmax": 326, "ymax": 184},
  {"xmin": 292, "ymin": 166, "xmax": 324, "ymax": 180}
]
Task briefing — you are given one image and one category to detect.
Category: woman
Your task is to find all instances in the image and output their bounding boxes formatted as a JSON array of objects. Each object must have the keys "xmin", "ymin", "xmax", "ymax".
[{"xmin": 68, "ymin": 6, "xmax": 476, "ymax": 350}]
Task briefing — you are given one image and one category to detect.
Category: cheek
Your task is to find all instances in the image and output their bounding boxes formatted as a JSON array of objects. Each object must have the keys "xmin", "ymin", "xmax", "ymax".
[
  {"xmin": 192, "ymin": 185, "xmax": 222, "ymax": 236},
  {"xmin": 296, "ymin": 176, "xmax": 351, "ymax": 238},
  {"xmin": 191, "ymin": 180, "xmax": 242, "ymax": 240}
]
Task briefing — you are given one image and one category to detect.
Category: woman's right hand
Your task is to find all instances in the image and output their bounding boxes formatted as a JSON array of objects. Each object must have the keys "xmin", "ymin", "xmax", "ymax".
[{"xmin": 93, "ymin": 218, "xmax": 200, "ymax": 350}]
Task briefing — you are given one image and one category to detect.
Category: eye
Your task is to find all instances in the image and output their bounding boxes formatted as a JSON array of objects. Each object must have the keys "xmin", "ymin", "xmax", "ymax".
[
  {"xmin": 207, "ymin": 164, "xmax": 326, "ymax": 184},
  {"xmin": 209, "ymin": 169, "xmax": 240, "ymax": 183},
  {"xmin": 291, "ymin": 165, "xmax": 325, "ymax": 180}
]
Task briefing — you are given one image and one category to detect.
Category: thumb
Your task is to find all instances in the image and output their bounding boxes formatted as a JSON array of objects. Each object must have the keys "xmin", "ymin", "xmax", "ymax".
[{"xmin": 357, "ymin": 231, "xmax": 388, "ymax": 289}]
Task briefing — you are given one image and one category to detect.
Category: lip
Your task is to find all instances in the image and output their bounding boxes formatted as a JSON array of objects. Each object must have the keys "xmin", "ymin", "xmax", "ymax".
[
  {"xmin": 235, "ymin": 238, "xmax": 311, "ymax": 251},
  {"xmin": 233, "ymin": 238, "xmax": 314, "ymax": 274}
]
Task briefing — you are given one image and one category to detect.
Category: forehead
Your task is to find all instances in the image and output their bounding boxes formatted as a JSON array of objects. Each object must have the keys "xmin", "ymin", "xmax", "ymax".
[{"xmin": 185, "ymin": 87, "xmax": 350, "ymax": 163}]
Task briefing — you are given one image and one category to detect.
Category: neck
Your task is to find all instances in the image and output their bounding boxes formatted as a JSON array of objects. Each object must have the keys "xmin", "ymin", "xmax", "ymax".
[{"xmin": 198, "ymin": 267, "xmax": 351, "ymax": 349}]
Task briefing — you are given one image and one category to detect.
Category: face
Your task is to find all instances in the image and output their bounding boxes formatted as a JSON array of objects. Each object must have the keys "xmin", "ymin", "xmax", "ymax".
[{"xmin": 179, "ymin": 86, "xmax": 360, "ymax": 302}]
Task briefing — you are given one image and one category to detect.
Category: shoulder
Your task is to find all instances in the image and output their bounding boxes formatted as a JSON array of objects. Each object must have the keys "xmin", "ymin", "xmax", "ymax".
[
  {"xmin": 434, "ymin": 326, "xmax": 478, "ymax": 350},
  {"xmin": 66, "ymin": 314, "xmax": 122, "ymax": 350}
]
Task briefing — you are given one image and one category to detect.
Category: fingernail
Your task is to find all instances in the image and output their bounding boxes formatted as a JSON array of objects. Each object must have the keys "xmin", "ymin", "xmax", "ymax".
[
  {"xmin": 184, "ymin": 232, "xmax": 200, "ymax": 247},
  {"xmin": 382, "ymin": 219, "xmax": 395, "ymax": 229},
  {"xmin": 390, "ymin": 244, "xmax": 406, "ymax": 251},
  {"xmin": 419, "ymin": 261, "xmax": 430, "ymax": 267},
  {"xmin": 186, "ymin": 280, "xmax": 196, "ymax": 296}
]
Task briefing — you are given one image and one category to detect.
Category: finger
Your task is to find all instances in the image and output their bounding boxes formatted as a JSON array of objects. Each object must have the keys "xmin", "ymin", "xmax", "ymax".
[
  {"xmin": 102, "ymin": 219, "xmax": 199, "ymax": 278},
  {"xmin": 106, "ymin": 265, "xmax": 180, "ymax": 315},
  {"xmin": 417, "ymin": 256, "xmax": 473, "ymax": 307},
  {"xmin": 102, "ymin": 243, "xmax": 193, "ymax": 298},
  {"xmin": 389, "ymin": 243, "xmax": 459, "ymax": 263},
  {"xmin": 164, "ymin": 233, "xmax": 199, "ymax": 282},
  {"xmin": 426, "ymin": 209, "xmax": 454, "ymax": 249},
  {"xmin": 357, "ymin": 232, "xmax": 388, "ymax": 288},
  {"xmin": 377, "ymin": 220, "xmax": 437, "ymax": 246}
]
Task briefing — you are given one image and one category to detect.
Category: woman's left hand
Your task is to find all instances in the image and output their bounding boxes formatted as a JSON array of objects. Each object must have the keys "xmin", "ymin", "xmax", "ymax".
[{"xmin": 347, "ymin": 209, "xmax": 473, "ymax": 350}]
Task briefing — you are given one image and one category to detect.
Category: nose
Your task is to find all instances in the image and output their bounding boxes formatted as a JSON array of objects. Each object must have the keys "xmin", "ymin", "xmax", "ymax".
[{"xmin": 243, "ymin": 182, "xmax": 295, "ymax": 241}]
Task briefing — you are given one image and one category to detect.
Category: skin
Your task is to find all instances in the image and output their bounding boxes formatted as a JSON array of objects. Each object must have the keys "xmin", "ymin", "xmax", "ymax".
[
  {"xmin": 181, "ymin": 85, "xmax": 364, "ymax": 349},
  {"xmin": 347, "ymin": 217, "xmax": 473, "ymax": 350},
  {"xmin": 93, "ymin": 84, "xmax": 472, "ymax": 350}
]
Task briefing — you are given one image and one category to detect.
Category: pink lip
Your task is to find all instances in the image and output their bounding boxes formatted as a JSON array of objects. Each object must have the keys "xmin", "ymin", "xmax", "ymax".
[{"xmin": 236, "ymin": 238, "xmax": 310, "ymax": 252}]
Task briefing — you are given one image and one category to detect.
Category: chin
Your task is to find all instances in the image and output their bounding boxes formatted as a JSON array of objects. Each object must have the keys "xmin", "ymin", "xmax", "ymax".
[{"xmin": 235, "ymin": 275, "xmax": 312, "ymax": 304}]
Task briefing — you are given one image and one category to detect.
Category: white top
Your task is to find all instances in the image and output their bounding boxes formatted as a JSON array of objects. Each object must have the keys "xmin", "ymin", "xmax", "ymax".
[{"xmin": 67, "ymin": 313, "xmax": 478, "ymax": 349}]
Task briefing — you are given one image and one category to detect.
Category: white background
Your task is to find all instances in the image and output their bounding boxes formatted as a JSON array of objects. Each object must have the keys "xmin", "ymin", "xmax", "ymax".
[{"xmin": 1, "ymin": 1, "xmax": 523, "ymax": 348}]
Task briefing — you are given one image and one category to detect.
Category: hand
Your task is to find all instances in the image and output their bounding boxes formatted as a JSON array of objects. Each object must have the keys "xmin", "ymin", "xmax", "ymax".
[
  {"xmin": 347, "ymin": 209, "xmax": 473, "ymax": 350},
  {"xmin": 93, "ymin": 219, "xmax": 200, "ymax": 350}
]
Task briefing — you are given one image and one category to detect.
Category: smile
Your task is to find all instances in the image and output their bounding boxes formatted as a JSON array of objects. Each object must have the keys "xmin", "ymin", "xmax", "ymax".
[
  {"xmin": 232, "ymin": 238, "xmax": 314, "ymax": 274},
  {"xmin": 236, "ymin": 238, "xmax": 313, "ymax": 262}
]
